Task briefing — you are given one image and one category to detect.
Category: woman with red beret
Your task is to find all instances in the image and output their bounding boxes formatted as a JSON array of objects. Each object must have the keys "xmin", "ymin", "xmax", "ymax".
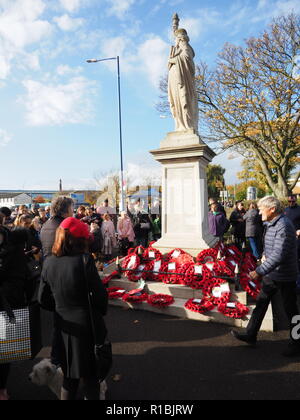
[{"xmin": 38, "ymin": 217, "xmax": 108, "ymax": 400}]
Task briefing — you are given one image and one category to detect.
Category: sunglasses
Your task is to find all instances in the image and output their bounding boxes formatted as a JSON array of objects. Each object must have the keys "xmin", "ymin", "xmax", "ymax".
[{"xmin": 288, "ymin": 200, "xmax": 296, "ymax": 203}]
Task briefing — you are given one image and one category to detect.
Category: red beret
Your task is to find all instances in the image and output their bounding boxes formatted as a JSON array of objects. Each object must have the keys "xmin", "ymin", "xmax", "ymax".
[{"xmin": 60, "ymin": 217, "xmax": 90, "ymax": 239}]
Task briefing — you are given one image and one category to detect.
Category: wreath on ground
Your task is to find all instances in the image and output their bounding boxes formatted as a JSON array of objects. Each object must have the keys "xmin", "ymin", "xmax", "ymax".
[
  {"xmin": 203, "ymin": 278, "xmax": 231, "ymax": 305},
  {"xmin": 122, "ymin": 291, "xmax": 148, "ymax": 303},
  {"xmin": 218, "ymin": 302, "xmax": 249, "ymax": 319},
  {"xmin": 107, "ymin": 287, "xmax": 126, "ymax": 299},
  {"xmin": 147, "ymin": 294, "xmax": 174, "ymax": 308},
  {"xmin": 184, "ymin": 298, "xmax": 215, "ymax": 314}
]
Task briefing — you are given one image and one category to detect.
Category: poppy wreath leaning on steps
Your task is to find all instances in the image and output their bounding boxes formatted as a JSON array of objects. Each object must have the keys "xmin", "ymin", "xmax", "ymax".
[
  {"xmin": 182, "ymin": 263, "xmax": 210, "ymax": 290},
  {"xmin": 225, "ymin": 245, "xmax": 242, "ymax": 261},
  {"xmin": 184, "ymin": 298, "xmax": 215, "ymax": 314},
  {"xmin": 218, "ymin": 301, "xmax": 249, "ymax": 319},
  {"xmin": 101, "ymin": 270, "xmax": 121, "ymax": 285},
  {"xmin": 142, "ymin": 246, "xmax": 162, "ymax": 262},
  {"xmin": 213, "ymin": 260, "xmax": 234, "ymax": 278},
  {"xmin": 239, "ymin": 272, "xmax": 261, "ymax": 299},
  {"xmin": 144, "ymin": 258, "xmax": 163, "ymax": 282},
  {"xmin": 196, "ymin": 248, "xmax": 218, "ymax": 264},
  {"xmin": 203, "ymin": 277, "xmax": 231, "ymax": 305},
  {"xmin": 167, "ymin": 248, "xmax": 187, "ymax": 261},
  {"xmin": 122, "ymin": 291, "xmax": 148, "ymax": 303},
  {"xmin": 178, "ymin": 262, "xmax": 195, "ymax": 287},
  {"xmin": 147, "ymin": 294, "xmax": 175, "ymax": 308},
  {"xmin": 163, "ymin": 260, "xmax": 181, "ymax": 284},
  {"xmin": 157, "ymin": 259, "xmax": 171, "ymax": 283},
  {"xmin": 243, "ymin": 253, "xmax": 257, "ymax": 271},
  {"xmin": 121, "ymin": 254, "xmax": 141, "ymax": 282},
  {"xmin": 107, "ymin": 287, "xmax": 126, "ymax": 299}
]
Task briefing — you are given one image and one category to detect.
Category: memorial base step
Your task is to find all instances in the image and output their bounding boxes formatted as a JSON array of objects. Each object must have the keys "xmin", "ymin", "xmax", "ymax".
[{"xmin": 101, "ymin": 273, "xmax": 275, "ymax": 332}]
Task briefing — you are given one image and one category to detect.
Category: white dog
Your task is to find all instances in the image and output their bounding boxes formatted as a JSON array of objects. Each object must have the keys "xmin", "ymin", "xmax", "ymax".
[{"xmin": 29, "ymin": 359, "xmax": 108, "ymax": 400}]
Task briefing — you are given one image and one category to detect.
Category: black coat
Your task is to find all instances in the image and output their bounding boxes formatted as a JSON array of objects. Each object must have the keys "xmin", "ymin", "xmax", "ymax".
[
  {"xmin": 38, "ymin": 254, "xmax": 108, "ymax": 379},
  {"xmin": 132, "ymin": 212, "xmax": 151, "ymax": 238},
  {"xmin": 0, "ymin": 227, "xmax": 27, "ymax": 309},
  {"xmin": 230, "ymin": 209, "xmax": 246, "ymax": 238}
]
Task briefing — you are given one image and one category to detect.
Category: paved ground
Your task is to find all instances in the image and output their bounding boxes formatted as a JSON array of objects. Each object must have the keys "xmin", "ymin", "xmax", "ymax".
[{"xmin": 6, "ymin": 305, "xmax": 300, "ymax": 400}]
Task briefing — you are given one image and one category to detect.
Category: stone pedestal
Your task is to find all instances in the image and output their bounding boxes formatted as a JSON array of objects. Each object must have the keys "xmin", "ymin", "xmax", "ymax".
[{"xmin": 150, "ymin": 131, "xmax": 217, "ymax": 257}]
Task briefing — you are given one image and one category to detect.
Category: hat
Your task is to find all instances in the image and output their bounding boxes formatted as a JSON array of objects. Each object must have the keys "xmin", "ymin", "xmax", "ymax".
[{"xmin": 60, "ymin": 217, "xmax": 90, "ymax": 239}]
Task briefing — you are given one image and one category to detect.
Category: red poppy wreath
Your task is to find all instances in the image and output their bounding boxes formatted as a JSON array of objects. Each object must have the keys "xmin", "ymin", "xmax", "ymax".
[
  {"xmin": 122, "ymin": 291, "xmax": 148, "ymax": 303},
  {"xmin": 121, "ymin": 254, "xmax": 141, "ymax": 281},
  {"xmin": 196, "ymin": 248, "xmax": 218, "ymax": 264},
  {"xmin": 218, "ymin": 302, "xmax": 249, "ymax": 319},
  {"xmin": 204, "ymin": 278, "xmax": 231, "ymax": 305},
  {"xmin": 239, "ymin": 273, "xmax": 261, "ymax": 299},
  {"xmin": 147, "ymin": 294, "xmax": 174, "ymax": 308},
  {"xmin": 184, "ymin": 298, "xmax": 215, "ymax": 314},
  {"xmin": 107, "ymin": 287, "xmax": 126, "ymax": 299},
  {"xmin": 101, "ymin": 270, "xmax": 121, "ymax": 285}
]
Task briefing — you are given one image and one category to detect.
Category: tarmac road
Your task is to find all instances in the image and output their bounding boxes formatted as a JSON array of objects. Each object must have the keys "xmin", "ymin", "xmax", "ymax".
[{"xmin": 6, "ymin": 305, "xmax": 300, "ymax": 400}]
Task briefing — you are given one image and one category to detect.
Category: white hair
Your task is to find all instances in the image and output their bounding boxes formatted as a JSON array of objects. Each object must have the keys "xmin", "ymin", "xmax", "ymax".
[{"xmin": 257, "ymin": 196, "xmax": 282, "ymax": 213}]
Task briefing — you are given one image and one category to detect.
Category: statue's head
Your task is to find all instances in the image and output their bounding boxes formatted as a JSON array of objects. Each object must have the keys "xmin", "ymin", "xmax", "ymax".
[{"xmin": 175, "ymin": 28, "xmax": 189, "ymax": 43}]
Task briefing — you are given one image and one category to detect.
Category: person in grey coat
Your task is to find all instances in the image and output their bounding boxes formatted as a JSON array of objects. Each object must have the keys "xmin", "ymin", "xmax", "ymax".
[
  {"xmin": 243, "ymin": 202, "xmax": 263, "ymax": 259},
  {"xmin": 232, "ymin": 196, "xmax": 300, "ymax": 356}
]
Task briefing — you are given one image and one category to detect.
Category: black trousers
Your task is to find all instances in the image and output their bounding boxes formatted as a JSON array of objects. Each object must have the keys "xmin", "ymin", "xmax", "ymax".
[
  {"xmin": 62, "ymin": 377, "xmax": 100, "ymax": 400},
  {"xmin": 50, "ymin": 313, "xmax": 64, "ymax": 367},
  {"xmin": 0, "ymin": 364, "xmax": 10, "ymax": 389},
  {"xmin": 247, "ymin": 277, "xmax": 299, "ymax": 340}
]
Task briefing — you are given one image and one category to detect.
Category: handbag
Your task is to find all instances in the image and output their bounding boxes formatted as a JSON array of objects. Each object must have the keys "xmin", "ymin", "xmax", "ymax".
[
  {"xmin": 82, "ymin": 255, "xmax": 112, "ymax": 381},
  {"xmin": 0, "ymin": 294, "xmax": 42, "ymax": 364},
  {"xmin": 27, "ymin": 258, "xmax": 42, "ymax": 280}
]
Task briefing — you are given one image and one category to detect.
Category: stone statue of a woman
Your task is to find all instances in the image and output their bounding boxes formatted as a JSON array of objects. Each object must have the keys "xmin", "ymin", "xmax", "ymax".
[{"xmin": 168, "ymin": 15, "xmax": 198, "ymax": 133}]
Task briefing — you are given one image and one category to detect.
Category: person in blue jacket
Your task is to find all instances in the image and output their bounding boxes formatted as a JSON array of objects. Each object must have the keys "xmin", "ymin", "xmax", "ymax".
[{"xmin": 232, "ymin": 196, "xmax": 300, "ymax": 356}]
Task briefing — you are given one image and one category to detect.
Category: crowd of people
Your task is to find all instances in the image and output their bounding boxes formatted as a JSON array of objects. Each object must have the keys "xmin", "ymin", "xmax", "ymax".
[
  {"xmin": 208, "ymin": 195, "xmax": 300, "ymax": 264},
  {"xmin": 0, "ymin": 196, "xmax": 161, "ymax": 400},
  {"xmin": 0, "ymin": 193, "xmax": 300, "ymax": 400}
]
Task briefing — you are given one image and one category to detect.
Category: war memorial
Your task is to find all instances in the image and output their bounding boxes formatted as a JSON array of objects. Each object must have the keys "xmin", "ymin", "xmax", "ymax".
[{"xmin": 100, "ymin": 14, "xmax": 280, "ymax": 333}]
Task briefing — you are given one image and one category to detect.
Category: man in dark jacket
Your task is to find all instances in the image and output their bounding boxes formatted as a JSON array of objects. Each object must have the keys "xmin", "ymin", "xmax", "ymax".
[
  {"xmin": 232, "ymin": 196, "xmax": 300, "ymax": 356},
  {"xmin": 40, "ymin": 196, "xmax": 74, "ymax": 258}
]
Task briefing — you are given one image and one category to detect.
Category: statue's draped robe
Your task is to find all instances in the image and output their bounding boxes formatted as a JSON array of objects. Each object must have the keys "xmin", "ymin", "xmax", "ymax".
[{"xmin": 168, "ymin": 43, "xmax": 198, "ymax": 132}]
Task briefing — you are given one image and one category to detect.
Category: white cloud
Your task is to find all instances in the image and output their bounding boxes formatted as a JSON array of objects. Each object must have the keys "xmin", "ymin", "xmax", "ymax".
[
  {"xmin": 0, "ymin": 0, "xmax": 52, "ymax": 79},
  {"xmin": 105, "ymin": 0, "xmax": 136, "ymax": 20},
  {"xmin": 54, "ymin": 13, "xmax": 85, "ymax": 31},
  {"xmin": 137, "ymin": 36, "xmax": 169, "ymax": 88},
  {"xmin": 20, "ymin": 76, "xmax": 97, "ymax": 126},
  {"xmin": 251, "ymin": 0, "xmax": 300, "ymax": 23},
  {"xmin": 126, "ymin": 162, "xmax": 161, "ymax": 187},
  {"xmin": 179, "ymin": 17, "xmax": 204, "ymax": 41},
  {"xmin": 0, "ymin": 129, "xmax": 12, "ymax": 147},
  {"xmin": 59, "ymin": 0, "xmax": 82, "ymax": 13},
  {"xmin": 0, "ymin": 0, "xmax": 52, "ymax": 49},
  {"xmin": 56, "ymin": 64, "xmax": 83, "ymax": 76}
]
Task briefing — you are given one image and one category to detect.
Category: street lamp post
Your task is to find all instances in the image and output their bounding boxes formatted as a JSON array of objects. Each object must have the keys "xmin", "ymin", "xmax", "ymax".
[{"xmin": 86, "ymin": 56, "xmax": 125, "ymax": 212}]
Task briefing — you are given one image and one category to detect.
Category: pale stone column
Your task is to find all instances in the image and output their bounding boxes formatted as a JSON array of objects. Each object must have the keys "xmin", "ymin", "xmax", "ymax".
[{"xmin": 150, "ymin": 131, "xmax": 217, "ymax": 257}]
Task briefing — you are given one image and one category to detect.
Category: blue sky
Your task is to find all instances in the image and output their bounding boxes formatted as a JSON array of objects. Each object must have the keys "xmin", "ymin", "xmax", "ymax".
[{"xmin": 0, "ymin": 0, "xmax": 299, "ymax": 190}]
